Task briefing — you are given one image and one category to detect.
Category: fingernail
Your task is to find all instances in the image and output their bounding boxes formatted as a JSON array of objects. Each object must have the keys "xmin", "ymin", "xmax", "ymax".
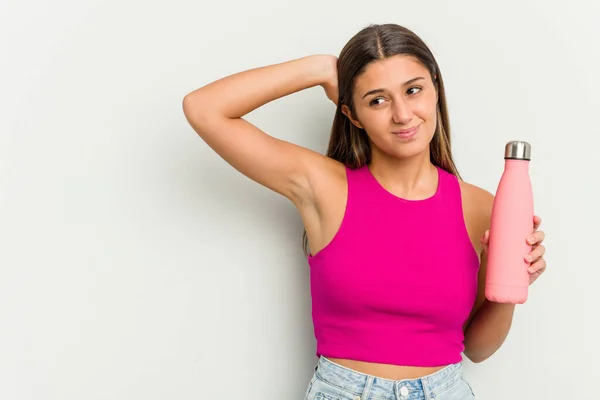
[
  {"xmin": 527, "ymin": 236, "xmax": 534, "ymax": 244},
  {"xmin": 528, "ymin": 267, "xmax": 535, "ymax": 273},
  {"xmin": 525, "ymin": 255, "xmax": 533, "ymax": 262}
]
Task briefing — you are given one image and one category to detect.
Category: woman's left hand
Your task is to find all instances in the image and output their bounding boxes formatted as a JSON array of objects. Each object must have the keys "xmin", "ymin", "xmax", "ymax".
[
  {"xmin": 525, "ymin": 215, "xmax": 546, "ymax": 285},
  {"xmin": 481, "ymin": 215, "xmax": 546, "ymax": 285}
]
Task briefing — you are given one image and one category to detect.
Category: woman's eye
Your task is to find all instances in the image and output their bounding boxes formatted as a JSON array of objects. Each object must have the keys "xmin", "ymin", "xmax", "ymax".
[
  {"xmin": 407, "ymin": 86, "xmax": 422, "ymax": 95},
  {"xmin": 369, "ymin": 97, "xmax": 385, "ymax": 106}
]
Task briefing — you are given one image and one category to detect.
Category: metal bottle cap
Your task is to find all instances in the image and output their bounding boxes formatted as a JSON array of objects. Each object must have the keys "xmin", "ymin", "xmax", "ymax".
[{"xmin": 504, "ymin": 141, "xmax": 531, "ymax": 160}]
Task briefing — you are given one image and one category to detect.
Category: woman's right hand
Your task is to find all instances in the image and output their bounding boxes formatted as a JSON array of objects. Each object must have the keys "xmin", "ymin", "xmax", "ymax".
[{"xmin": 318, "ymin": 55, "xmax": 339, "ymax": 106}]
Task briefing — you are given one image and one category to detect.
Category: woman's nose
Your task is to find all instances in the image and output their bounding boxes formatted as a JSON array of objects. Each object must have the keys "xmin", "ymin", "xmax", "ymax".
[{"xmin": 392, "ymin": 99, "xmax": 413, "ymax": 125}]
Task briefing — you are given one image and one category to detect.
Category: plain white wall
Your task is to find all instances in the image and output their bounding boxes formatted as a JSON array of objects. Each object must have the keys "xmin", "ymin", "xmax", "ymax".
[{"xmin": 2, "ymin": 0, "xmax": 599, "ymax": 398}]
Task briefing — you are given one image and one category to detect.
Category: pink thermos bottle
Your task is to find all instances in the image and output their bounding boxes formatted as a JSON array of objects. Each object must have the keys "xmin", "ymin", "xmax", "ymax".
[{"xmin": 485, "ymin": 141, "xmax": 534, "ymax": 304}]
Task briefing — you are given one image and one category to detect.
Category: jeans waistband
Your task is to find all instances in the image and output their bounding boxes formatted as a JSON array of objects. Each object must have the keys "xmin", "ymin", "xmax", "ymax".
[{"xmin": 315, "ymin": 356, "xmax": 463, "ymax": 399}]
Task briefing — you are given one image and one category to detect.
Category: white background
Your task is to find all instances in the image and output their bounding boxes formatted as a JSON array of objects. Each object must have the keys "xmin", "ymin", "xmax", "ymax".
[{"xmin": 1, "ymin": 0, "xmax": 599, "ymax": 398}]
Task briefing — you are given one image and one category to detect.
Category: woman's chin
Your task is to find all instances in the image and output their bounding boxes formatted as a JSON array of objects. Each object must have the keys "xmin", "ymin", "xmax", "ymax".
[{"xmin": 389, "ymin": 139, "xmax": 431, "ymax": 160}]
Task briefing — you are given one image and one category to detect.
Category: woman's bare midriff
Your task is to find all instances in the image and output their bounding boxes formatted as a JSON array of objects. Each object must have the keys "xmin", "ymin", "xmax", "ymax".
[{"xmin": 325, "ymin": 357, "xmax": 446, "ymax": 380}]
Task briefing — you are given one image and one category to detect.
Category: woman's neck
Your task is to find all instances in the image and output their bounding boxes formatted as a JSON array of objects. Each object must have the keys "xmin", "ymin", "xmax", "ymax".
[{"xmin": 368, "ymin": 148, "xmax": 437, "ymax": 199}]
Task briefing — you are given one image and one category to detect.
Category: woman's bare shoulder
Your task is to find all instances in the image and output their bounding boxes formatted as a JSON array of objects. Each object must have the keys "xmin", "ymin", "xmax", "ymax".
[{"xmin": 458, "ymin": 179, "xmax": 495, "ymax": 229}]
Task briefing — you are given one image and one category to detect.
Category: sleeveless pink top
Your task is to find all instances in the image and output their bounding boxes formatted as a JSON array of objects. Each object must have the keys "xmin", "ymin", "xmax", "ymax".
[{"xmin": 307, "ymin": 164, "xmax": 480, "ymax": 367}]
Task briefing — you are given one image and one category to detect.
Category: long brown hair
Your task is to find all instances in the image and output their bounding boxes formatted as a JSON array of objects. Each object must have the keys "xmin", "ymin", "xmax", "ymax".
[{"xmin": 303, "ymin": 24, "xmax": 461, "ymax": 256}]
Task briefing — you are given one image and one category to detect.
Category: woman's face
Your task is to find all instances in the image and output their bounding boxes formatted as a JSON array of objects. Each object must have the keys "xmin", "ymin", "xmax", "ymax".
[{"xmin": 342, "ymin": 55, "xmax": 439, "ymax": 161}]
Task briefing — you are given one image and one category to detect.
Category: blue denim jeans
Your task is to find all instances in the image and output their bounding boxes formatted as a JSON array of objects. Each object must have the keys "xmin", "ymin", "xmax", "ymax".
[{"xmin": 305, "ymin": 356, "xmax": 475, "ymax": 399}]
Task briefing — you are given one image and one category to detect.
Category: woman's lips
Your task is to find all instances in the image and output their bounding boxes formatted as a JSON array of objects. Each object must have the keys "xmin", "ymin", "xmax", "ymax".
[{"xmin": 392, "ymin": 124, "xmax": 421, "ymax": 139}]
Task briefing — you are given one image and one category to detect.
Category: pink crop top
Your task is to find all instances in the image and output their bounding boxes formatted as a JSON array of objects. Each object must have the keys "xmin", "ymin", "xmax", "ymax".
[{"xmin": 307, "ymin": 164, "xmax": 480, "ymax": 367}]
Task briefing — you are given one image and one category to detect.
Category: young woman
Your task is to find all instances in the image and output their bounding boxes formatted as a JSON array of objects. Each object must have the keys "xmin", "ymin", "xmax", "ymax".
[{"xmin": 182, "ymin": 23, "xmax": 547, "ymax": 400}]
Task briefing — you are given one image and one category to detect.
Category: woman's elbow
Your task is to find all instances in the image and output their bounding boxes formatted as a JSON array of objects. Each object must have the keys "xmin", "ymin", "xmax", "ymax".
[{"xmin": 463, "ymin": 348, "xmax": 493, "ymax": 364}]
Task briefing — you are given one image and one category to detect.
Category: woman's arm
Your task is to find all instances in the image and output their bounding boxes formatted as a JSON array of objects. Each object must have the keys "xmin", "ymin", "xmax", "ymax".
[
  {"xmin": 462, "ymin": 188, "xmax": 546, "ymax": 363},
  {"xmin": 182, "ymin": 55, "xmax": 339, "ymax": 204}
]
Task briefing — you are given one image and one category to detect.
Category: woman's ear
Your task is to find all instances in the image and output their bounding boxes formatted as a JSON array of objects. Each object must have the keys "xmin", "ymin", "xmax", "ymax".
[{"xmin": 341, "ymin": 104, "xmax": 364, "ymax": 129}]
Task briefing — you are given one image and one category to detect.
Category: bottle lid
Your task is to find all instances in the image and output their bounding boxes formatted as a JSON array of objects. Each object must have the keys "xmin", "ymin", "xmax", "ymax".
[{"xmin": 504, "ymin": 141, "xmax": 531, "ymax": 160}]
